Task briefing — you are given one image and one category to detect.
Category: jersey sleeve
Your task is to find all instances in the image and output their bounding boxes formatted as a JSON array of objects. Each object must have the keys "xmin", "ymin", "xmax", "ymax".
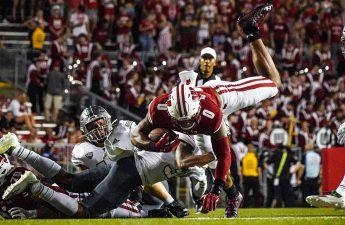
[{"xmin": 71, "ymin": 144, "xmax": 91, "ymax": 167}]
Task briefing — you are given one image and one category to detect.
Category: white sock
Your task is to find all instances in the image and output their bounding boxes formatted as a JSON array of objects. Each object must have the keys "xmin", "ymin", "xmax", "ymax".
[
  {"xmin": 12, "ymin": 146, "xmax": 61, "ymax": 178},
  {"xmin": 164, "ymin": 195, "xmax": 174, "ymax": 205},
  {"xmin": 336, "ymin": 175, "xmax": 345, "ymax": 197},
  {"xmin": 31, "ymin": 182, "xmax": 78, "ymax": 216}
]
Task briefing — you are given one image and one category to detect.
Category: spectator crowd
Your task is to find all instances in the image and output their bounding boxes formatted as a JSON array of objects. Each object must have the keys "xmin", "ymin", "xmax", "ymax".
[{"xmin": 0, "ymin": 0, "xmax": 345, "ymax": 207}]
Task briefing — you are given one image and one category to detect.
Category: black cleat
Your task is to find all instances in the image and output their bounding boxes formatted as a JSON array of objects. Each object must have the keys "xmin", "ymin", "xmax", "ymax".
[
  {"xmin": 225, "ymin": 192, "xmax": 243, "ymax": 218},
  {"xmin": 237, "ymin": 2, "xmax": 273, "ymax": 42},
  {"xmin": 166, "ymin": 201, "xmax": 189, "ymax": 218},
  {"xmin": 147, "ymin": 208, "xmax": 173, "ymax": 218}
]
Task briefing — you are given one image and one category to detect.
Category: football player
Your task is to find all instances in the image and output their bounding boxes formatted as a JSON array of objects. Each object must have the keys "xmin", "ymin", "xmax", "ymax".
[
  {"xmin": 131, "ymin": 2, "xmax": 280, "ymax": 217},
  {"xmin": 0, "ymin": 154, "xmax": 70, "ymax": 219},
  {"xmin": 72, "ymin": 106, "xmax": 187, "ymax": 216},
  {"xmin": 305, "ymin": 26, "xmax": 345, "ymax": 210},
  {"xmin": 0, "ymin": 111, "xmax": 211, "ymax": 218}
]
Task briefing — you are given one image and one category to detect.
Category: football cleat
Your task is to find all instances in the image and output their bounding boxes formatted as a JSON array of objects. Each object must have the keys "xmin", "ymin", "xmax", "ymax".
[
  {"xmin": 2, "ymin": 171, "xmax": 38, "ymax": 200},
  {"xmin": 237, "ymin": 2, "xmax": 273, "ymax": 42},
  {"xmin": 306, "ymin": 191, "xmax": 345, "ymax": 209},
  {"xmin": 225, "ymin": 192, "xmax": 243, "ymax": 218},
  {"xmin": 194, "ymin": 197, "xmax": 203, "ymax": 214},
  {"xmin": 166, "ymin": 200, "xmax": 189, "ymax": 218},
  {"xmin": 0, "ymin": 133, "xmax": 20, "ymax": 154},
  {"xmin": 147, "ymin": 208, "xmax": 173, "ymax": 218}
]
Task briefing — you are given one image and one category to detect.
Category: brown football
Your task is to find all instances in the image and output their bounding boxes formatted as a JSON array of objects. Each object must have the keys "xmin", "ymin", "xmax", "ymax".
[{"xmin": 148, "ymin": 128, "xmax": 170, "ymax": 142}]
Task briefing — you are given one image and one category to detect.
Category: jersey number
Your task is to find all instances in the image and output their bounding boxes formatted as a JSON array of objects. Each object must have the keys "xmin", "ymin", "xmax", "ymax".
[
  {"xmin": 202, "ymin": 109, "xmax": 215, "ymax": 119},
  {"xmin": 164, "ymin": 165, "xmax": 184, "ymax": 179}
]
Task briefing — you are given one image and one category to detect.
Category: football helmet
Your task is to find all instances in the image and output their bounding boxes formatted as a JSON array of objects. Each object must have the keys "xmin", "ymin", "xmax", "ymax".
[
  {"xmin": 0, "ymin": 154, "xmax": 13, "ymax": 186},
  {"xmin": 80, "ymin": 106, "xmax": 113, "ymax": 144},
  {"xmin": 167, "ymin": 84, "xmax": 201, "ymax": 130}
]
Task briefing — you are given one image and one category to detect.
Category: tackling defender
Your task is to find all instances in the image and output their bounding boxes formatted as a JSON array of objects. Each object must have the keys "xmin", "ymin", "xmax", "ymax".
[
  {"xmin": 72, "ymin": 106, "xmax": 187, "ymax": 215},
  {"xmin": 0, "ymin": 107, "xmax": 210, "ymax": 218},
  {"xmin": 131, "ymin": 2, "xmax": 281, "ymax": 217}
]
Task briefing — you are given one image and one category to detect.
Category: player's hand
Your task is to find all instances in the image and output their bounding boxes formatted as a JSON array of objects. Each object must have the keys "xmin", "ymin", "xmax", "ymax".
[
  {"xmin": 200, "ymin": 178, "xmax": 224, "ymax": 213},
  {"xmin": 154, "ymin": 132, "xmax": 180, "ymax": 152},
  {"xmin": 200, "ymin": 192, "xmax": 220, "ymax": 213},
  {"xmin": 337, "ymin": 122, "xmax": 345, "ymax": 145},
  {"xmin": 8, "ymin": 207, "xmax": 37, "ymax": 219}
]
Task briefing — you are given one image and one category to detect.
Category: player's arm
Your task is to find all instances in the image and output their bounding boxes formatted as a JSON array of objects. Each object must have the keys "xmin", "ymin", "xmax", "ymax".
[
  {"xmin": 250, "ymin": 39, "xmax": 281, "ymax": 87},
  {"xmin": 176, "ymin": 141, "xmax": 215, "ymax": 169},
  {"xmin": 131, "ymin": 115, "xmax": 155, "ymax": 150},
  {"xmin": 210, "ymin": 123, "xmax": 231, "ymax": 185}
]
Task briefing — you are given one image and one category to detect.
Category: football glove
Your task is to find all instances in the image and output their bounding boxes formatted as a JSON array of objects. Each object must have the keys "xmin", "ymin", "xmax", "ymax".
[
  {"xmin": 153, "ymin": 131, "xmax": 180, "ymax": 152},
  {"xmin": 201, "ymin": 178, "xmax": 224, "ymax": 213}
]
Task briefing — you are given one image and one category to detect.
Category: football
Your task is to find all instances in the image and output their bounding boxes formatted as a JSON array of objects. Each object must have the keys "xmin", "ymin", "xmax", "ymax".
[{"xmin": 149, "ymin": 128, "xmax": 170, "ymax": 142}]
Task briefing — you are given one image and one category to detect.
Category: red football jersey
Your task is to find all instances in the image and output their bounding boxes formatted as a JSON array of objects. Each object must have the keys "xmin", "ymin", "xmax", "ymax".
[{"xmin": 148, "ymin": 87, "xmax": 223, "ymax": 135}]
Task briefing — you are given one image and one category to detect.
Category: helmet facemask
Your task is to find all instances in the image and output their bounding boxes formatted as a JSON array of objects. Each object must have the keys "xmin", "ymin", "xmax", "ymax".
[
  {"xmin": 80, "ymin": 106, "xmax": 113, "ymax": 145},
  {"xmin": 84, "ymin": 117, "xmax": 112, "ymax": 144}
]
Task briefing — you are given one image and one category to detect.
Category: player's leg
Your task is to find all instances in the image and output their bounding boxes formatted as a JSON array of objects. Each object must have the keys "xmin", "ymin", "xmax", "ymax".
[
  {"xmin": 237, "ymin": 2, "xmax": 281, "ymax": 87},
  {"xmin": 0, "ymin": 133, "xmax": 110, "ymax": 192},
  {"xmin": 80, "ymin": 156, "xmax": 142, "ymax": 217},
  {"xmin": 224, "ymin": 173, "xmax": 243, "ymax": 218},
  {"xmin": 143, "ymin": 181, "xmax": 189, "ymax": 217},
  {"xmin": 306, "ymin": 175, "xmax": 345, "ymax": 209},
  {"xmin": 2, "ymin": 171, "xmax": 79, "ymax": 217}
]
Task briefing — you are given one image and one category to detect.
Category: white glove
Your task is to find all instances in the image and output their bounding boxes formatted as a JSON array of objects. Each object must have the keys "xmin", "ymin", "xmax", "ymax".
[
  {"xmin": 8, "ymin": 207, "xmax": 37, "ymax": 219},
  {"xmin": 337, "ymin": 122, "xmax": 345, "ymax": 145}
]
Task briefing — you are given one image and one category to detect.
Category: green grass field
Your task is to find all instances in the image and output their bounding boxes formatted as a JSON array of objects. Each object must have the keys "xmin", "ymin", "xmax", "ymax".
[{"xmin": 1, "ymin": 208, "xmax": 344, "ymax": 225}]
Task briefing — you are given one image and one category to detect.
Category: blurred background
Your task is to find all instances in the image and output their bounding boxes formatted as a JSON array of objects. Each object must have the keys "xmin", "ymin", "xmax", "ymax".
[{"xmin": 0, "ymin": 0, "xmax": 344, "ymax": 208}]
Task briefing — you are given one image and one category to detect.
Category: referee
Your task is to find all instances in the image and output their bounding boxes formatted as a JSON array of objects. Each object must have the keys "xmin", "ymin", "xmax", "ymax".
[{"xmin": 193, "ymin": 47, "xmax": 222, "ymax": 86}]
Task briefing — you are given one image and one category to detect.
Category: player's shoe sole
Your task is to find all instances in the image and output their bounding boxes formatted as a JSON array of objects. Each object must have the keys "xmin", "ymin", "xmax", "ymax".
[
  {"xmin": 306, "ymin": 195, "xmax": 345, "ymax": 209},
  {"xmin": 237, "ymin": 2, "xmax": 273, "ymax": 29},
  {"xmin": 0, "ymin": 132, "xmax": 20, "ymax": 154},
  {"xmin": 2, "ymin": 171, "xmax": 38, "ymax": 200}
]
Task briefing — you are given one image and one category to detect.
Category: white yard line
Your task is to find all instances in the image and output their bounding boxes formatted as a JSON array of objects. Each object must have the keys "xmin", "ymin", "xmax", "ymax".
[{"xmin": 184, "ymin": 216, "xmax": 345, "ymax": 220}]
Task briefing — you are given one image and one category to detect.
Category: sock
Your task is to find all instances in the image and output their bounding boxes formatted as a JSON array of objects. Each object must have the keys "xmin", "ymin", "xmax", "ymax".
[
  {"xmin": 12, "ymin": 146, "xmax": 61, "ymax": 178},
  {"xmin": 336, "ymin": 175, "xmax": 345, "ymax": 197},
  {"xmin": 164, "ymin": 196, "xmax": 174, "ymax": 205},
  {"xmin": 190, "ymin": 176, "xmax": 207, "ymax": 199},
  {"xmin": 109, "ymin": 201, "xmax": 142, "ymax": 218},
  {"xmin": 224, "ymin": 185, "xmax": 239, "ymax": 199},
  {"xmin": 31, "ymin": 182, "xmax": 78, "ymax": 216}
]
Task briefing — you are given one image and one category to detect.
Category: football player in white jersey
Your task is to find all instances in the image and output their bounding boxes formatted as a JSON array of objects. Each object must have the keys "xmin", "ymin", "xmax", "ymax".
[
  {"xmin": 306, "ymin": 28, "xmax": 345, "ymax": 209},
  {"xmin": 0, "ymin": 107, "xmax": 211, "ymax": 218},
  {"xmin": 71, "ymin": 106, "xmax": 187, "ymax": 217}
]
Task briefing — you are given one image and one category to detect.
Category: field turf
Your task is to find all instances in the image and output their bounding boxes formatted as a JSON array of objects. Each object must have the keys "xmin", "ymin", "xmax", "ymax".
[{"xmin": 1, "ymin": 208, "xmax": 344, "ymax": 225}]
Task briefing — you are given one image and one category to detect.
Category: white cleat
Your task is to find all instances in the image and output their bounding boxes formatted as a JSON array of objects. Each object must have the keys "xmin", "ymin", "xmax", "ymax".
[
  {"xmin": 2, "ymin": 171, "xmax": 38, "ymax": 200},
  {"xmin": 306, "ymin": 193, "xmax": 345, "ymax": 209},
  {"xmin": 0, "ymin": 133, "xmax": 20, "ymax": 154}
]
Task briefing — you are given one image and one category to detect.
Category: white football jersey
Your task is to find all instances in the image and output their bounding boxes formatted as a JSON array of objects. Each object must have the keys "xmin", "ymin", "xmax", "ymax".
[
  {"xmin": 105, "ymin": 120, "xmax": 203, "ymax": 185},
  {"xmin": 72, "ymin": 142, "xmax": 112, "ymax": 169}
]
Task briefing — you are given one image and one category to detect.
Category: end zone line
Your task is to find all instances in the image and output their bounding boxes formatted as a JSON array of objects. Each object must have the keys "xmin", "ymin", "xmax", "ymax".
[{"xmin": 184, "ymin": 216, "xmax": 345, "ymax": 220}]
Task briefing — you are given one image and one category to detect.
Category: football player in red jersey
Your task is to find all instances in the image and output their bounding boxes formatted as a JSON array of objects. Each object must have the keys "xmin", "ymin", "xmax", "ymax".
[{"xmin": 131, "ymin": 2, "xmax": 281, "ymax": 217}]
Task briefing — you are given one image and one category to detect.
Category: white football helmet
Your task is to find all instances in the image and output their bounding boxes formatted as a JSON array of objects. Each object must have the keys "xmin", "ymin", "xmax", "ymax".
[
  {"xmin": 167, "ymin": 84, "xmax": 201, "ymax": 130},
  {"xmin": 0, "ymin": 154, "xmax": 13, "ymax": 186}
]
